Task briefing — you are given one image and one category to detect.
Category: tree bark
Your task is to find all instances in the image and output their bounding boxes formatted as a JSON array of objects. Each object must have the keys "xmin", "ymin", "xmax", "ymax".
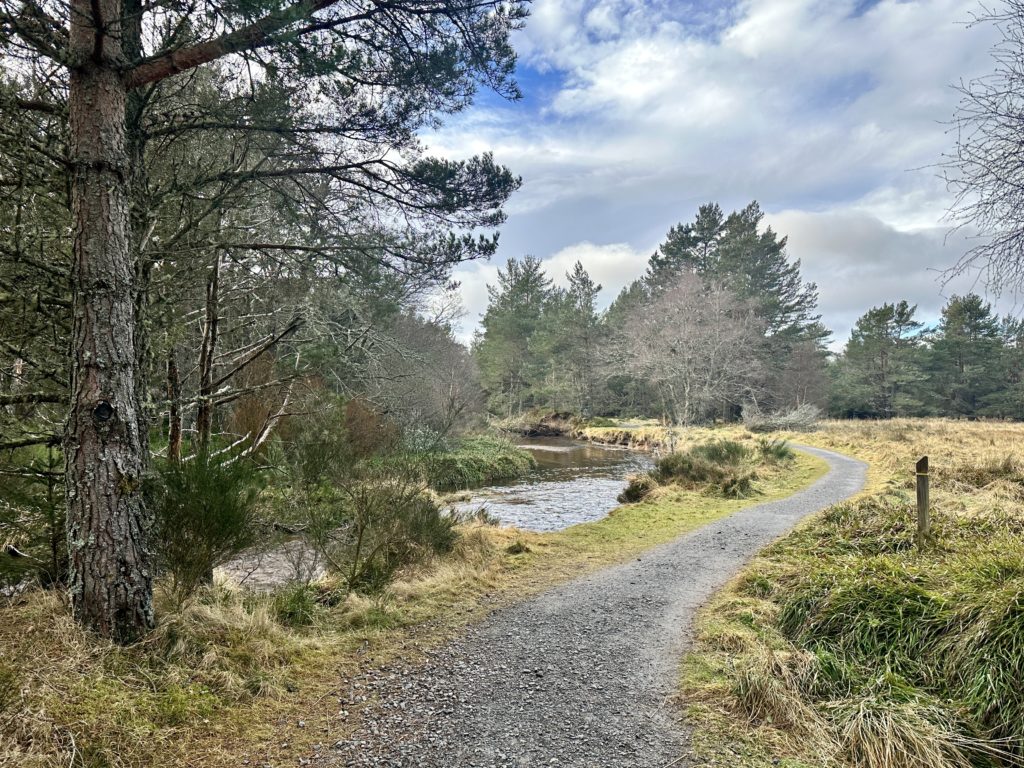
[{"xmin": 65, "ymin": 0, "xmax": 154, "ymax": 643}]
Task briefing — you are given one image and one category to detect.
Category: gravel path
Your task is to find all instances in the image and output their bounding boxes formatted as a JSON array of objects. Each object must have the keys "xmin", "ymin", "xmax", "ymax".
[{"xmin": 325, "ymin": 446, "xmax": 867, "ymax": 768}]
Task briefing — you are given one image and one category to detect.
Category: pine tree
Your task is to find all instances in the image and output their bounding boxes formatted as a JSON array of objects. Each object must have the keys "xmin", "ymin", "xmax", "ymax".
[
  {"xmin": 928, "ymin": 294, "xmax": 1004, "ymax": 417},
  {"xmin": 0, "ymin": 0, "xmax": 526, "ymax": 641},
  {"xmin": 831, "ymin": 301, "xmax": 926, "ymax": 418},
  {"xmin": 474, "ymin": 257, "xmax": 555, "ymax": 416}
]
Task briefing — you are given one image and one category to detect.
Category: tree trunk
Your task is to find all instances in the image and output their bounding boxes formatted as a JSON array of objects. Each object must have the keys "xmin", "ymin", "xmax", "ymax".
[
  {"xmin": 65, "ymin": 0, "xmax": 154, "ymax": 643},
  {"xmin": 167, "ymin": 351, "xmax": 182, "ymax": 463},
  {"xmin": 196, "ymin": 252, "xmax": 222, "ymax": 453}
]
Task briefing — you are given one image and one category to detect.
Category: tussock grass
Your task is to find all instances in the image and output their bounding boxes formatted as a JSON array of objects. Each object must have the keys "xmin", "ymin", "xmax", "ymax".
[
  {"xmin": 396, "ymin": 436, "xmax": 536, "ymax": 491},
  {"xmin": 682, "ymin": 419, "xmax": 1024, "ymax": 768},
  {"xmin": 621, "ymin": 437, "xmax": 790, "ymax": 502}
]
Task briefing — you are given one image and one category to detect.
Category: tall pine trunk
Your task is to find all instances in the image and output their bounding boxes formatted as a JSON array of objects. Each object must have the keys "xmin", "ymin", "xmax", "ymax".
[{"xmin": 65, "ymin": 0, "xmax": 154, "ymax": 643}]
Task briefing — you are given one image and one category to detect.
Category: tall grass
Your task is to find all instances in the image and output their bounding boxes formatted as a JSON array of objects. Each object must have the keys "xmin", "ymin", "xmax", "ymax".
[
  {"xmin": 683, "ymin": 420, "xmax": 1024, "ymax": 768},
  {"xmin": 621, "ymin": 438, "xmax": 782, "ymax": 502}
]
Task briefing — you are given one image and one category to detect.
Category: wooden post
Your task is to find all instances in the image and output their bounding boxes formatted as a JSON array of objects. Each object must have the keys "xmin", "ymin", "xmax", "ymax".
[{"xmin": 916, "ymin": 456, "xmax": 930, "ymax": 547}]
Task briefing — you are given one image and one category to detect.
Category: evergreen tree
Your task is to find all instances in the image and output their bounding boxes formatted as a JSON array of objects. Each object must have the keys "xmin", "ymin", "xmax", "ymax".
[
  {"xmin": 474, "ymin": 257, "xmax": 555, "ymax": 416},
  {"xmin": 831, "ymin": 301, "xmax": 926, "ymax": 418},
  {"xmin": 0, "ymin": 0, "xmax": 526, "ymax": 640},
  {"xmin": 645, "ymin": 203, "xmax": 724, "ymax": 291},
  {"xmin": 561, "ymin": 262, "xmax": 603, "ymax": 415},
  {"xmin": 983, "ymin": 316, "xmax": 1024, "ymax": 418},
  {"xmin": 928, "ymin": 294, "xmax": 1003, "ymax": 417}
]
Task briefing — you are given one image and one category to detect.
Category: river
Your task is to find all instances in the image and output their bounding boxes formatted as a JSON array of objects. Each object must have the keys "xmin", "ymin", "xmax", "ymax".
[{"xmin": 453, "ymin": 437, "xmax": 654, "ymax": 532}]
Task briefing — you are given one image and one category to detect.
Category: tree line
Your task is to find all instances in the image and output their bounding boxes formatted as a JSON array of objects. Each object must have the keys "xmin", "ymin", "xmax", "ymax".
[
  {"xmin": 474, "ymin": 202, "xmax": 1024, "ymax": 425},
  {"xmin": 832, "ymin": 295, "xmax": 1024, "ymax": 419},
  {"xmin": 474, "ymin": 202, "xmax": 830, "ymax": 424}
]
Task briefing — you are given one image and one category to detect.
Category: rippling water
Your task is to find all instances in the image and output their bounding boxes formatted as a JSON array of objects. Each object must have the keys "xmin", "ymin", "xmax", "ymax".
[{"xmin": 454, "ymin": 437, "xmax": 653, "ymax": 532}]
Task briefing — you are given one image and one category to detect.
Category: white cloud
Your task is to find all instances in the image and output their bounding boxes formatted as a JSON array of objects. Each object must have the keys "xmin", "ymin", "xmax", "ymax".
[
  {"xmin": 427, "ymin": 0, "xmax": 1007, "ymax": 346},
  {"xmin": 766, "ymin": 208, "xmax": 1003, "ymax": 347}
]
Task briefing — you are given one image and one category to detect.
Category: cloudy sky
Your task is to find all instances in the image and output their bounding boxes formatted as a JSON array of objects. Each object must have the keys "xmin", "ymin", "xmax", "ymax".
[{"xmin": 427, "ymin": 0, "xmax": 1003, "ymax": 348}]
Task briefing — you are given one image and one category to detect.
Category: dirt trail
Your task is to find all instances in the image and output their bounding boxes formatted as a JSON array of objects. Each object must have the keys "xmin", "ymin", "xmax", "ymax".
[{"xmin": 324, "ymin": 446, "xmax": 867, "ymax": 768}]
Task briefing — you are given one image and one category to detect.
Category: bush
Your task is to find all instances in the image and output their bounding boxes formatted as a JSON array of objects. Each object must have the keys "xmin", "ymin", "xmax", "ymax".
[
  {"xmin": 618, "ymin": 473, "xmax": 658, "ymax": 503},
  {"xmin": 300, "ymin": 466, "xmax": 459, "ymax": 592},
  {"xmin": 757, "ymin": 437, "xmax": 795, "ymax": 464},
  {"xmin": 150, "ymin": 456, "xmax": 264, "ymax": 604},
  {"xmin": 743, "ymin": 403, "xmax": 821, "ymax": 433},
  {"xmin": 272, "ymin": 582, "xmax": 320, "ymax": 627},
  {"xmin": 0, "ymin": 447, "xmax": 66, "ymax": 590}
]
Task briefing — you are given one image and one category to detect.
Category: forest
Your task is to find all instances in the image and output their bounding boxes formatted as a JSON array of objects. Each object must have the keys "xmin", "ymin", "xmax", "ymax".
[{"xmin": 474, "ymin": 201, "xmax": 1024, "ymax": 424}]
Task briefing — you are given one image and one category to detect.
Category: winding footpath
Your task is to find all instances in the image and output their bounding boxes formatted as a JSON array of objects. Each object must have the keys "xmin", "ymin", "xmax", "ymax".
[{"xmin": 325, "ymin": 446, "xmax": 867, "ymax": 768}]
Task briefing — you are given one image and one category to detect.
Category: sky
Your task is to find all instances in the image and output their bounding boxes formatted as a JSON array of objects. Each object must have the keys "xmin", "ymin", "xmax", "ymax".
[{"xmin": 425, "ymin": 0, "xmax": 1005, "ymax": 348}]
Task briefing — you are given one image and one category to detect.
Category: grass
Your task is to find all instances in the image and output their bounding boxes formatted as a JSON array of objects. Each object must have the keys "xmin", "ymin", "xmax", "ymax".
[
  {"xmin": 0, "ymin": 431, "xmax": 826, "ymax": 767},
  {"xmin": 407, "ymin": 436, "xmax": 536, "ymax": 491},
  {"xmin": 680, "ymin": 418, "xmax": 1024, "ymax": 768}
]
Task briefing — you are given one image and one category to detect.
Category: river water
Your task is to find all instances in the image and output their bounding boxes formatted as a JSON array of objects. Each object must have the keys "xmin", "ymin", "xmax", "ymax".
[{"xmin": 453, "ymin": 437, "xmax": 653, "ymax": 532}]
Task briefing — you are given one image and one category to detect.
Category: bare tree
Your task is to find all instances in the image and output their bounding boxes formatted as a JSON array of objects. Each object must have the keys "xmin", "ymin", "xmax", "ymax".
[
  {"xmin": 945, "ymin": 1, "xmax": 1024, "ymax": 291},
  {"xmin": 614, "ymin": 275, "xmax": 764, "ymax": 425}
]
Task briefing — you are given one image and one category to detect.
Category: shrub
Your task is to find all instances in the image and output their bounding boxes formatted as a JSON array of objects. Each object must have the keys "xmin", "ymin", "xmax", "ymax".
[
  {"xmin": 618, "ymin": 473, "xmax": 658, "ymax": 503},
  {"xmin": 345, "ymin": 397, "xmax": 401, "ymax": 458},
  {"xmin": 300, "ymin": 466, "xmax": 459, "ymax": 592},
  {"xmin": 272, "ymin": 583, "xmax": 320, "ymax": 627},
  {"xmin": 743, "ymin": 402, "xmax": 821, "ymax": 433},
  {"xmin": 0, "ymin": 446, "xmax": 67, "ymax": 590},
  {"xmin": 757, "ymin": 437, "xmax": 795, "ymax": 464},
  {"xmin": 150, "ymin": 456, "xmax": 264, "ymax": 604}
]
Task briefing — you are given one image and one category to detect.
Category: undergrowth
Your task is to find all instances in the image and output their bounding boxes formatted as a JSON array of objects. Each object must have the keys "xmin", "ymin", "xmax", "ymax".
[
  {"xmin": 0, "ymin": 446, "xmax": 827, "ymax": 767},
  {"xmin": 409, "ymin": 436, "xmax": 536, "ymax": 491}
]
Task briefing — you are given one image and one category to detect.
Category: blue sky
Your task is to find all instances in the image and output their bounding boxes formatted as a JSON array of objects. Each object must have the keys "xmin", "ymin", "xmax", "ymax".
[{"xmin": 427, "ymin": 0, "xmax": 1004, "ymax": 347}]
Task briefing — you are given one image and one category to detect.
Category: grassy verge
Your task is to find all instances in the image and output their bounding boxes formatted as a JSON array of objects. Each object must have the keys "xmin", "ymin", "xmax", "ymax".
[
  {"xmin": 0, "ymin": 436, "xmax": 825, "ymax": 767},
  {"xmin": 681, "ymin": 419, "xmax": 1024, "ymax": 768}
]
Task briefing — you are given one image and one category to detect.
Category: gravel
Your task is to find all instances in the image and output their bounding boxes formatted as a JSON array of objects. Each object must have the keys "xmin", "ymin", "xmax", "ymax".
[{"xmin": 323, "ymin": 446, "xmax": 867, "ymax": 768}]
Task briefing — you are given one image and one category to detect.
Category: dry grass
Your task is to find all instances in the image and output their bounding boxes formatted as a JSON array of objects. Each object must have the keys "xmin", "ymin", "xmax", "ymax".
[
  {"xmin": 0, "ymin": 439, "xmax": 827, "ymax": 767},
  {"xmin": 680, "ymin": 418, "xmax": 1024, "ymax": 768}
]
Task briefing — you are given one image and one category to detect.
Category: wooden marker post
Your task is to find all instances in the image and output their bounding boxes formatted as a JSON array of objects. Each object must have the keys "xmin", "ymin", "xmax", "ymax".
[{"xmin": 916, "ymin": 456, "xmax": 930, "ymax": 547}]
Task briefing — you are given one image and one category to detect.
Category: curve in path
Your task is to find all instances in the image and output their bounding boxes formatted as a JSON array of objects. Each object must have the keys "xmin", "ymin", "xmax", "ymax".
[{"xmin": 327, "ymin": 445, "xmax": 867, "ymax": 768}]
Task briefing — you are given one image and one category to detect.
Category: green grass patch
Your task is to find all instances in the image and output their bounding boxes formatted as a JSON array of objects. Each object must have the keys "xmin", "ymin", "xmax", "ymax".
[
  {"xmin": 409, "ymin": 436, "xmax": 536, "ymax": 491},
  {"xmin": 682, "ymin": 491, "xmax": 1024, "ymax": 768}
]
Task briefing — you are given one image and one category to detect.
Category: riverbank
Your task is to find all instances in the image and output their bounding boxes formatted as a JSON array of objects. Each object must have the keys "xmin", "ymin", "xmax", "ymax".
[
  {"xmin": 499, "ymin": 411, "xmax": 721, "ymax": 452},
  {"xmin": 679, "ymin": 419, "xmax": 1024, "ymax": 768},
  {"xmin": 0, "ymin": 431, "xmax": 827, "ymax": 766}
]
